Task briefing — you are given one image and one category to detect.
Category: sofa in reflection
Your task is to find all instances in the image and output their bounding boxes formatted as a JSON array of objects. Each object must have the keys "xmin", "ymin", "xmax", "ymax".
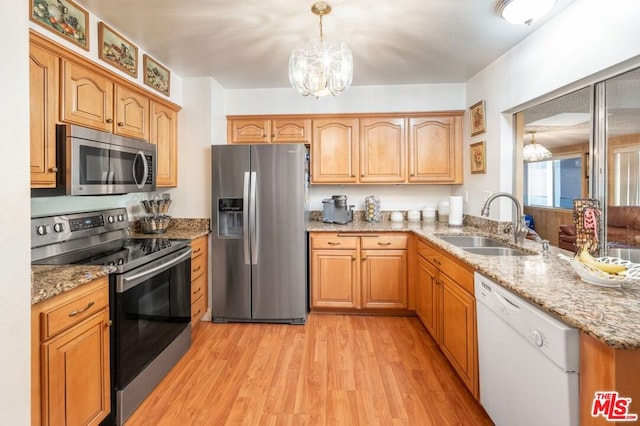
[{"xmin": 558, "ymin": 206, "xmax": 640, "ymax": 252}]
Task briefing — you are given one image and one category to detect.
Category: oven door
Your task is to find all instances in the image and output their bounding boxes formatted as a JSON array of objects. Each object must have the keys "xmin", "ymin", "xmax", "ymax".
[{"xmin": 114, "ymin": 247, "xmax": 192, "ymax": 389}]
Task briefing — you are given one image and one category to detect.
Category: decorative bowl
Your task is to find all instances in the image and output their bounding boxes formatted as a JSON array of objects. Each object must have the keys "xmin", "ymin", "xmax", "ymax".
[{"xmin": 558, "ymin": 253, "xmax": 640, "ymax": 288}]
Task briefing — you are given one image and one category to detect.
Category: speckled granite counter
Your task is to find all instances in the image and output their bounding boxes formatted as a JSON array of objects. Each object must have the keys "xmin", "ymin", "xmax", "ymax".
[
  {"xmin": 309, "ymin": 219, "xmax": 640, "ymax": 349},
  {"xmin": 32, "ymin": 218, "xmax": 210, "ymax": 306},
  {"xmin": 31, "ymin": 265, "xmax": 114, "ymax": 305}
]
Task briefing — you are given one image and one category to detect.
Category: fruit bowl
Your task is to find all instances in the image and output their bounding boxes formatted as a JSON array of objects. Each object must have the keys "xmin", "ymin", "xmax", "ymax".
[{"xmin": 558, "ymin": 253, "xmax": 640, "ymax": 288}]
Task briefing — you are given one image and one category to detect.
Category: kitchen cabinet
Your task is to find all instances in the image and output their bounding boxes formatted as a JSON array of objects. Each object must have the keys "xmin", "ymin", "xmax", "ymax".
[
  {"xmin": 31, "ymin": 277, "xmax": 111, "ymax": 426},
  {"xmin": 310, "ymin": 232, "xmax": 409, "ymax": 311},
  {"xmin": 29, "ymin": 41, "xmax": 59, "ymax": 188},
  {"xmin": 227, "ymin": 116, "xmax": 312, "ymax": 144},
  {"xmin": 150, "ymin": 101, "xmax": 178, "ymax": 187},
  {"xmin": 359, "ymin": 117, "xmax": 406, "ymax": 183},
  {"xmin": 311, "ymin": 117, "xmax": 360, "ymax": 183},
  {"xmin": 415, "ymin": 237, "xmax": 478, "ymax": 399},
  {"xmin": 190, "ymin": 235, "xmax": 208, "ymax": 331},
  {"xmin": 408, "ymin": 115, "xmax": 463, "ymax": 183}
]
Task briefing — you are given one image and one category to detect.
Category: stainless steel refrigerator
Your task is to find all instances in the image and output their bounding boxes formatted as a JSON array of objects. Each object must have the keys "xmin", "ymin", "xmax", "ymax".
[{"xmin": 211, "ymin": 144, "xmax": 309, "ymax": 324}]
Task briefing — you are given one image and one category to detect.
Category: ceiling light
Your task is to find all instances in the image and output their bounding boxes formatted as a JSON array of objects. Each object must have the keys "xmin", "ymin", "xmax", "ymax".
[
  {"xmin": 523, "ymin": 131, "xmax": 552, "ymax": 162},
  {"xmin": 288, "ymin": 1, "xmax": 353, "ymax": 98},
  {"xmin": 496, "ymin": 0, "xmax": 557, "ymax": 25}
]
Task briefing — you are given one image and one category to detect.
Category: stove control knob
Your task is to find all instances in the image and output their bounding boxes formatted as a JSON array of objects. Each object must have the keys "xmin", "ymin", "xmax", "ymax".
[
  {"xmin": 36, "ymin": 225, "xmax": 47, "ymax": 236},
  {"xmin": 53, "ymin": 223, "xmax": 64, "ymax": 233},
  {"xmin": 117, "ymin": 214, "xmax": 125, "ymax": 222},
  {"xmin": 108, "ymin": 216, "xmax": 115, "ymax": 224},
  {"xmin": 531, "ymin": 330, "xmax": 544, "ymax": 347}
]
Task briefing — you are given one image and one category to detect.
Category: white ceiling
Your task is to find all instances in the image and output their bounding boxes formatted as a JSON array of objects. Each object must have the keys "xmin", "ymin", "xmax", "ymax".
[{"xmin": 75, "ymin": 0, "xmax": 575, "ymax": 90}]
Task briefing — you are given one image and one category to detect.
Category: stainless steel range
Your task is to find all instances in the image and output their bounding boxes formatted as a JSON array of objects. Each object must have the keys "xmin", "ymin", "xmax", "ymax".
[{"xmin": 31, "ymin": 208, "xmax": 192, "ymax": 425}]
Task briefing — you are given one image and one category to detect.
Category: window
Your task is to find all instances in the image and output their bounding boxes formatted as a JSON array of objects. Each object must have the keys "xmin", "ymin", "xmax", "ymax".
[{"xmin": 524, "ymin": 156, "xmax": 582, "ymax": 208}]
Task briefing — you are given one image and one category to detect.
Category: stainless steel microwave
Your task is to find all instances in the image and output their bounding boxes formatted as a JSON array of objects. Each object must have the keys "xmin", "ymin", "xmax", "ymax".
[{"xmin": 32, "ymin": 124, "xmax": 156, "ymax": 196}]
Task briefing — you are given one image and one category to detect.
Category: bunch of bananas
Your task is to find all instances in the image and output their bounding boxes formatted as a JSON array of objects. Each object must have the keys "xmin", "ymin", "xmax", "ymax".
[{"xmin": 576, "ymin": 247, "xmax": 627, "ymax": 275}]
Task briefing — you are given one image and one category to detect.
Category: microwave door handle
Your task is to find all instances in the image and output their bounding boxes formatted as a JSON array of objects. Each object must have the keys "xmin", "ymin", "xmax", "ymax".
[
  {"xmin": 243, "ymin": 172, "xmax": 250, "ymax": 265},
  {"xmin": 132, "ymin": 151, "xmax": 148, "ymax": 189}
]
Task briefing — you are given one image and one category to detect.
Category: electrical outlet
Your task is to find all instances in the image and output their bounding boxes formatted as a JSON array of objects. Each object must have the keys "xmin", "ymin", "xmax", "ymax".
[
  {"xmin": 482, "ymin": 190, "xmax": 493, "ymax": 202},
  {"xmin": 464, "ymin": 191, "xmax": 469, "ymax": 204}
]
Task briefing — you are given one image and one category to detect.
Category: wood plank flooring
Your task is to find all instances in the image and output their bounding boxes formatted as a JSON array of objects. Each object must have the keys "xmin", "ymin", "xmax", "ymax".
[{"xmin": 125, "ymin": 314, "xmax": 493, "ymax": 425}]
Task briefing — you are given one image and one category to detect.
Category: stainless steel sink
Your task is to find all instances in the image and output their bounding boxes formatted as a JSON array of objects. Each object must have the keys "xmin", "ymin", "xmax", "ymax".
[
  {"xmin": 463, "ymin": 247, "xmax": 534, "ymax": 257},
  {"xmin": 437, "ymin": 235, "xmax": 510, "ymax": 248}
]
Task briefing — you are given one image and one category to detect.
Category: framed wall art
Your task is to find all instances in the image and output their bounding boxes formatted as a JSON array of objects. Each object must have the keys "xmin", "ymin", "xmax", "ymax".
[
  {"xmin": 470, "ymin": 141, "xmax": 486, "ymax": 174},
  {"xmin": 143, "ymin": 54, "xmax": 171, "ymax": 96},
  {"xmin": 470, "ymin": 100, "xmax": 486, "ymax": 136},
  {"xmin": 30, "ymin": 0, "xmax": 89, "ymax": 50},
  {"xmin": 98, "ymin": 22, "xmax": 138, "ymax": 77}
]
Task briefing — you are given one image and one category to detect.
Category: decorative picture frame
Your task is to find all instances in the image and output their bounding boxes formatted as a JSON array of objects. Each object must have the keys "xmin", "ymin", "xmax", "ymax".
[
  {"xmin": 470, "ymin": 100, "xmax": 486, "ymax": 136},
  {"xmin": 98, "ymin": 22, "xmax": 138, "ymax": 77},
  {"xmin": 30, "ymin": 0, "xmax": 89, "ymax": 50},
  {"xmin": 143, "ymin": 54, "xmax": 171, "ymax": 96},
  {"xmin": 470, "ymin": 141, "xmax": 486, "ymax": 174}
]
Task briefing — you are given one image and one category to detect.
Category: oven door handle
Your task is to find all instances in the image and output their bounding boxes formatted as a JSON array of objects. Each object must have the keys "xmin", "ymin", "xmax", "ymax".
[{"xmin": 118, "ymin": 248, "xmax": 192, "ymax": 293}]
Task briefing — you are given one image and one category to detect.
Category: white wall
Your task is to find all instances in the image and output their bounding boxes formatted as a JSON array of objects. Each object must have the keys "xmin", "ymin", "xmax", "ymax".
[
  {"xmin": 464, "ymin": 0, "xmax": 640, "ymax": 221},
  {"xmin": 227, "ymin": 83, "xmax": 468, "ymax": 212},
  {"xmin": 2, "ymin": 1, "xmax": 31, "ymax": 424}
]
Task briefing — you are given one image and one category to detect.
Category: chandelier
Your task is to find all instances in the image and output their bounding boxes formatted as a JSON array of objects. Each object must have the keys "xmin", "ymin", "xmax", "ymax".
[
  {"xmin": 496, "ymin": 0, "xmax": 557, "ymax": 25},
  {"xmin": 288, "ymin": 1, "xmax": 353, "ymax": 98},
  {"xmin": 522, "ymin": 131, "xmax": 552, "ymax": 162}
]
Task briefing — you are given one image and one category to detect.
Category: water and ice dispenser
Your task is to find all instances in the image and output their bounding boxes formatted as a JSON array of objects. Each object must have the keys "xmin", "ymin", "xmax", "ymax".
[{"xmin": 217, "ymin": 198, "xmax": 243, "ymax": 237}]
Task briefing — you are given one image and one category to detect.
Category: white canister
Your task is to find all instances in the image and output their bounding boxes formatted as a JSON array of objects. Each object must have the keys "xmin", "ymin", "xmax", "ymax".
[
  {"xmin": 390, "ymin": 211, "xmax": 403, "ymax": 222},
  {"xmin": 438, "ymin": 200, "xmax": 449, "ymax": 223},
  {"xmin": 407, "ymin": 210, "xmax": 421, "ymax": 222},
  {"xmin": 422, "ymin": 207, "xmax": 436, "ymax": 223}
]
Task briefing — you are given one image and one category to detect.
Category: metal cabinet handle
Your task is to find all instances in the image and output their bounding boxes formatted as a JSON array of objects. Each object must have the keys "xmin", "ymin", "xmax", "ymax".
[
  {"xmin": 434, "ymin": 259, "xmax": 441, "ymax": 265},
  {"xmin": 117, "ymin": 122, "xmax": 124, "ymax": 127},
  {"xmin": 377, "ymin": 242, "xmax": 391, "ymax": 246},
  {"xmin": 352, "ymin": 255, "xmax": 357, "ymax": 261},
  {"xmin": 327, "ymin": 241, "xmax": 341, "ymax": 246},
  {"xmin": 107, "ymin": 320, "xmax": 113, "ymax": 327},
  {"xmin": 362, "ymin": 256, "xmax": 367, "ymax": 261},
  {"xmin": 106, "ymin": 118, "xmax": 113, "ymax": 123},
  {"xmin": 68, "ymin": 301, "xmax": 95, "ymax": 317},
  {"xmin": 50, "ymin": 167, "xmax": 58, "ymax": 173},
  {"xmin": 193, "ymin": 287, "xmax": 202, "ymax": 294},
  {"xmin": 193, "ymin": 266, "xmax": 201, "ymax": 273},
  {"xmin": 351, "ymin": 174, "xmax": 356, "ymax": 178},
  {"xmin": 193, "ymin": 248, "xmax": 201, "ymax": 255}
]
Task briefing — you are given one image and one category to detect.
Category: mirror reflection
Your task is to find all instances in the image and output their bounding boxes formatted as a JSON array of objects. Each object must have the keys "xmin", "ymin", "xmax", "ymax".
[{"xmin": 517, "ymin": 67, "xmax": 640, "ymax": 261}]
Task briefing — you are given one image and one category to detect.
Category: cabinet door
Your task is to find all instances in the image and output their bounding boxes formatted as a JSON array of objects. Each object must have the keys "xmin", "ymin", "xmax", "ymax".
[
  {"xmin": 42, "ymin": 309, "xmax": 110, "ymax": 426},
  {"xmin": 150, "ymin": 101, "xmax": 178, "ymax": 187},
  {"xmin": 416, "ymin": 256, "xmax": 440, "ymax": 341},
  {"xmin": 311, "ymin": 118, "xmax": 359, "ymax": 183},
  {"xmin": 311, "ymin": 248, "xmax": 359, "ymax": 309},
  {"xmin": 228, "ymin": 119, "xmax": 270, "ymax": 143},
  {"xmin": 114, "ymin": 85, "xmax": 149, "ymax": 140},
  {"xmin": 360, "ymin": 118, "xmax": 406, "ymax": 183},
  {"xmin": 29, "ymin": 42, "xmax": 59, "ymax": 188},
  {"xmin": 62, "ymin": 60, "xmax": 114, "ymax": 132},
  {"xmin": 440, "ymin": 274, "xmax": 477, "ymax": 397},
  {"xmin": 271, "ymin": 118, "xmax": 311, "ymax": 143},
  {"xmin": 408, "ymin": 116, "xmax": 462, "ymax": 183},
  {"xmin": 361, "ymin": 249, "xmax": 408, "ymax": 309}
]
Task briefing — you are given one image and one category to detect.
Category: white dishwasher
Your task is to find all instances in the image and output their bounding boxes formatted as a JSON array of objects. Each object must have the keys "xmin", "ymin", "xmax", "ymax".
[{"xmin": 474, "ymin": 272, "xmax": 580, "ymax": 426}]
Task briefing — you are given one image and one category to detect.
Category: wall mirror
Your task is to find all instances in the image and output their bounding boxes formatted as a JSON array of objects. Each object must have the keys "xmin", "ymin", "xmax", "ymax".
[{"xmin": 515, "ymin": 67, "xmax": 640, "ymax": 261}]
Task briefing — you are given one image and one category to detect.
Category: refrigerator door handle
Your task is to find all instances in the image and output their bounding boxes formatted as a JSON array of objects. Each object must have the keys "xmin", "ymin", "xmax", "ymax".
[
  {"xmin": 249, "ymin": 171, "xmax": 258, "ymax": 265},
  {"xmin": 243, "ymin": 171, "xmax": 251, "ymax": 265}
]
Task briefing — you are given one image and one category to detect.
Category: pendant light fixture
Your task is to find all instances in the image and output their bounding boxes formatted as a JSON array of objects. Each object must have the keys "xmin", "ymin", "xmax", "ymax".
[
  {"xmin": 523, "ymin": 131, "xmax": 552, "ymax": 162},
  {"xmin": 288, "ymin": 1, "xmax": 353, "ymax": 98},
  {"xmin": 496, "ymin": 0, "xmax": 557, "ymax": 25}
]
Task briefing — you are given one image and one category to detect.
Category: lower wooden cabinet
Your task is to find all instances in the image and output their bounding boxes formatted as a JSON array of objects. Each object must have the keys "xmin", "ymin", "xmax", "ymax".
[
  {"xmin": 190, "ymin": 235, "xmax": 208, "ymax": 332},
  {"xmin": 32, "ymin": 277, "xmax": 111, "ymax": 426},
  {"xmin": 415, "ymin": 237, "xmax": 478, "ymax": 399},
  {"xmin": 310, "ymin": 232, "xmax": 409, "ymax": 311}
]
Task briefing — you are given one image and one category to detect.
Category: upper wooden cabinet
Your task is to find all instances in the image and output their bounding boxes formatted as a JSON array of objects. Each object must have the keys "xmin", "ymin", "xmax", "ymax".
[
  {"xmin": 114, "ymin": 85, "xmax": 150, "ymax": 140},
  {"xmin": 311, "ymin": 117, "xmax": 359, "ymax": 183},
  {"xmin": 29, "ymin": 42, "xmax": 59, "ymax": 188},
  {"xmin": 227, "ymin": 116, "xmax": 312, "ymax": 144},
  {"xmin": 408, "ymin": 115, "xmax": 463, "ymax": 184},
  {"xmin": 360, "ymin": 117, "xmax": 406, "ymax": 183},
  {"xmin": 150, "ymin": 101, "xmax": 178, "ymax": 187}
]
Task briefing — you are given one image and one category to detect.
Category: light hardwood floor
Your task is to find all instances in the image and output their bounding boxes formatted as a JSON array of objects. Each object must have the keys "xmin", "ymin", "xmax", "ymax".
[{"xmin": 126, "ymin": 314, "xmax": 493, "ymax": 425}]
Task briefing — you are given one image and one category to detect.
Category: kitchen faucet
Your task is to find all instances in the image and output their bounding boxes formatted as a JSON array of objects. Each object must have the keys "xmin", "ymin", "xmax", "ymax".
[{"xmin": 481, "ymin": 192, "xmax": 528, "ymax": 245}]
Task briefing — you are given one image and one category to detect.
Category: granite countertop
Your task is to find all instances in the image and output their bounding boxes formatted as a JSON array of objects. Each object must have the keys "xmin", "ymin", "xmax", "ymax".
[
  {"xmin": 309, "ymin": 219, "xmax": 640, "ymax": 350},
  {"xmin": 31, "ymin": 218, "xmax": 210, "ymax": 306}
]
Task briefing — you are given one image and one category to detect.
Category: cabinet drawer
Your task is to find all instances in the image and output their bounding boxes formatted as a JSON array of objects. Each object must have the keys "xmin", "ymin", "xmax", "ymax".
[
  {"xmin": 191, "ymin": 273, "xmax": 206, "ymax": 303},
  {"xmin": 311, "ymin": 234, "xmax": 359, "ymax": 249},
  {"xmin": 361, "ymin": 234, "xmax": 407, "ymax": 249},
  {"xmin": 417, "ymin": 238, "xmax": 438, "ymax": 259},
  {"xmin": 191, "ymin": 252, "xmax": 207, "ymax": 280},
  {"xmin": 191, "ymin": 295, "xmax": 205, "ymax": 325},
  {"xmin": 191, "ymin": 236, "xmax": 207, "ymax": 260},
  {"xmin": 41, "ymin": 285, "xmax": 109, "ymax": 340},
  {"xmin": 438, "ymin": 255, "xmax": 474, "ymax": 295}
]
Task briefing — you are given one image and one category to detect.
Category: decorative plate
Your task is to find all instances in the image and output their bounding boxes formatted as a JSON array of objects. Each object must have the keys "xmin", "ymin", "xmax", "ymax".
[{"xmin": 557, "ymin": 253, "xmax": 640, "ymax": 288}]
